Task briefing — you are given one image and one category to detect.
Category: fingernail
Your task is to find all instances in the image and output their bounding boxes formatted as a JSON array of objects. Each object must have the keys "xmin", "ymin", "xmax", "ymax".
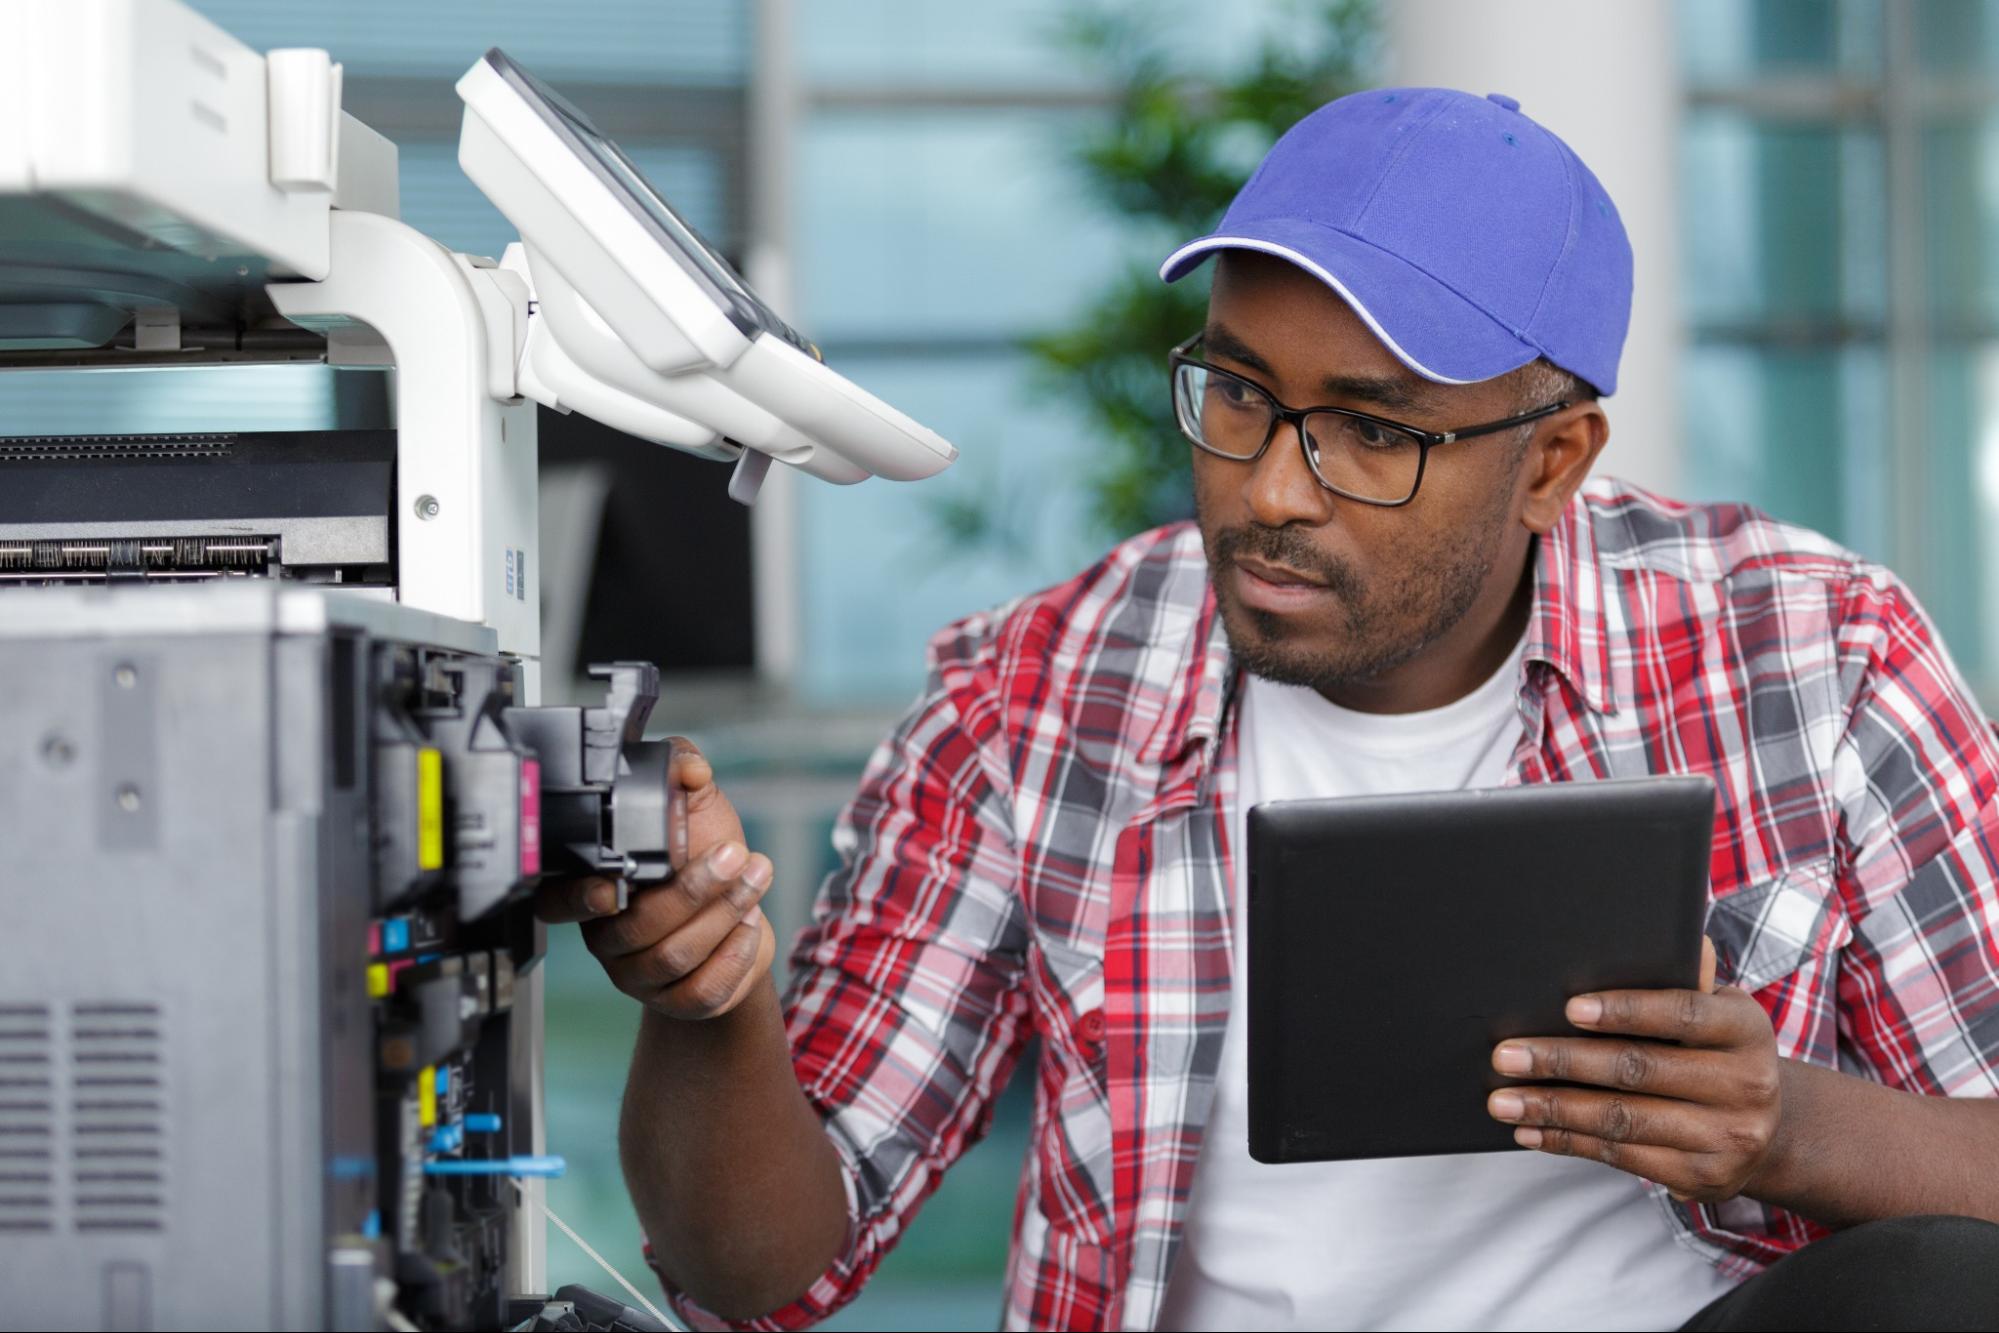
[
  {"xmin": 1490, "ymin": 1091, "xmax": 1525, "ymax": 1121},
  {"xmin": 743, "ymin": 859, "xmax": 771, "ymax": 890},
  {"xmin": 1514, "ymin": 1127, "xmax": 1543, "ymax": 1148},
  {"xmin": 1568, "ymin": 995, "xmax": 1603, "ymax": 1025},
  {"xmin": 586, "ymin": 883, "xmax": 617, "ymax": 915},
  {"xmin": 709, "ymin": 843, "xmax": 746, "ymax": 876},
  {"xmin": 1493, "ymin": 1043, "xmax": 1532, "ymax": 1075}
]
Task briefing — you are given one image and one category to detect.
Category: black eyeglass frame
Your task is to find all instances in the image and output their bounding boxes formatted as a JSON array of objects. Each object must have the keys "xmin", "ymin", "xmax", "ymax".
[{"xmin": 1168, "ymin": 333, "xmax": 1570, "ymax": 507}]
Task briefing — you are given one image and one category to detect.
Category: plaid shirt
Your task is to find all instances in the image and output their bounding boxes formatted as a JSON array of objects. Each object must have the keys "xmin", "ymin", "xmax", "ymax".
[{"xmin": 668, "ymin": 477, "xmax": 1999, "ymax": 1331}]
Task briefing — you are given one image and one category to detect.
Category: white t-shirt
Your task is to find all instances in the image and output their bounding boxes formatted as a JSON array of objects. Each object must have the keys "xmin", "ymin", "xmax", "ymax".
[{"xmin": 1155, "ymin": 640, "xmax": 1737, "ymax": 1332}]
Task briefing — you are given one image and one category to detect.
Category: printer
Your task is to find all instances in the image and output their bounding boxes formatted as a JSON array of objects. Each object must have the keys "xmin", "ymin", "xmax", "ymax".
[{"xmin": 0, "ymin": 3, "xmax": 956, "ymax": 1328}]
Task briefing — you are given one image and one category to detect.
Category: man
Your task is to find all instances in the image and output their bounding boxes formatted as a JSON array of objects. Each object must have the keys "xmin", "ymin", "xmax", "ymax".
[{"xmin": 541, "ymin": 90, "xmax": 1999, "ymax": 1330}]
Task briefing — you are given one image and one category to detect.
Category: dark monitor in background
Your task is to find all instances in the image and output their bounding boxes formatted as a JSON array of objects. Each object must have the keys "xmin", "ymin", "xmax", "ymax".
[
  {"xmin": 538, "ymin": 404, "xmax": 756, "ymax": 685},
  {"xmin": 325, "ymin": 339, "xmax": 758, "ymax": 688}
]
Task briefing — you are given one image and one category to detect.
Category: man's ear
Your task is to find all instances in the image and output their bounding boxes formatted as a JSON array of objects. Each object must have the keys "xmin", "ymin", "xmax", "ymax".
[{"xmin": 1520, "ymin": 403, "xmax": 1609, "ymax": 535}]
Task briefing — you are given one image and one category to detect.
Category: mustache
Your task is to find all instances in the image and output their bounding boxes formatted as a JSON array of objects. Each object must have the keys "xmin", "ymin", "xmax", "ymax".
[{"xmin": 1208, "ymin": 523, "xmax": 1362, "ymax": 597}]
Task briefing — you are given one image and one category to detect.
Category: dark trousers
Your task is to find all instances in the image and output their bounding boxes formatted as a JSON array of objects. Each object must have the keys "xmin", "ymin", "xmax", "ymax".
[{"xmin": 1677, "ymin": 1215, "xmax": 1999, "ymax": 1331}]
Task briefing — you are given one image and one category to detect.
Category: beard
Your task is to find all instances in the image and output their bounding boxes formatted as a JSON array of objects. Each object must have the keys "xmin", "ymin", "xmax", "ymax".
[{"xmin": 1196, "ymin": 490, "xmax": 1512, "ymax": 697}]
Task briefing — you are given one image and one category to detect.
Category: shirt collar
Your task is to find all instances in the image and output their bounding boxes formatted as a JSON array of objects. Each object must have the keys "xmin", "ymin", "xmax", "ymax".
[
  {"xmin": 1524, "ymin": 492, "xmax": 1617, "ymax": 715},
  {"xmin": 1167, "ymin": 493, "xmax": 1615, "ymax": 765},
  {"xmin": 1158, "ymin": 582, "xmax": 1239, "ymax": 771}
]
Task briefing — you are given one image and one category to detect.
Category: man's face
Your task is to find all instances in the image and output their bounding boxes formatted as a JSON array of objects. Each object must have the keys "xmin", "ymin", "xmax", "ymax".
[{"xmin": 1192, "ymin": 252, "xmax": 1541, "ymax": 698}]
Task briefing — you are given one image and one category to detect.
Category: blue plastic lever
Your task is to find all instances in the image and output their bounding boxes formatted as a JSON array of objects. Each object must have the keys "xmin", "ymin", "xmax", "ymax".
[{"xmin": 423, "ymin": 1154, "xmax": 565, "ymax": 1178}]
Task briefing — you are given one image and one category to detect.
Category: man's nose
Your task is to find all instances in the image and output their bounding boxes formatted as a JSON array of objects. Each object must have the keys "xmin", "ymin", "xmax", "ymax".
[{"xmin": 1243, "ymin": 418, "xmax": 1334, "ymax": 530}]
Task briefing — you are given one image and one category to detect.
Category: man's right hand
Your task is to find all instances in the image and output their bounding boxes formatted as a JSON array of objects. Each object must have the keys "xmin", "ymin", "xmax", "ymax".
[{"xmin": 534, "ymin": 740, "xmax": 777, "ymax": 1020}]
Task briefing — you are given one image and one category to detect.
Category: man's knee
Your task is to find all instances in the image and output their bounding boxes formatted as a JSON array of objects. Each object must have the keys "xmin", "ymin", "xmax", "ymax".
[
  {"xmin": 1847, "ymin": 1215, "xmax": 1999, "ymax": 1330},
  {"xmin": 1699, "ymin": 1215, "xmax": 1999, "ymax": 1332},
  {"xmin": 1825, "ymin": 1213, "xmax": 1999, "ymax": 1281}
]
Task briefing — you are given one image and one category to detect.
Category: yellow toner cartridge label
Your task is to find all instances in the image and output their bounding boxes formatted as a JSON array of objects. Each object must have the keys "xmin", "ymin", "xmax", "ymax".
[{"xmin": 417, "ymin": 747, "xmax": 444, "ymax": 871}]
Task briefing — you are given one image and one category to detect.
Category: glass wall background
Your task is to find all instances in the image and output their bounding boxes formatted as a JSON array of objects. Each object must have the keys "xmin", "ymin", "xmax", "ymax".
[
  {"xmin": 783, "ymin": 0, "xmax": 1322, "ymax": 706},
  {"xmin": 1679, "ymin": 0, "xmax": 1999, "ymax": 693}
]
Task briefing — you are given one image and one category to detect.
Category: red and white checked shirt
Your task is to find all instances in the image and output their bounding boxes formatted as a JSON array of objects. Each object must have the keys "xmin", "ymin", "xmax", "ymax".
[{"xmin": 670, "ymin": 478, "xmax": 1999, "ymax": 1331}]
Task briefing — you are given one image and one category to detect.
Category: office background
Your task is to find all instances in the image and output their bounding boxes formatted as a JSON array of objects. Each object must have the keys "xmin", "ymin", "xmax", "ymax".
[{"xmin": 5, "ymin": 0, "xmax": 1994, "ymax": 1325}]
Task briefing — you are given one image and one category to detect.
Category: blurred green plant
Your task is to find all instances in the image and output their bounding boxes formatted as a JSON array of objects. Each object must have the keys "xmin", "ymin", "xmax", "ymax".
[
  {"xmin": 1027, "ymin": 0, "xmax": 1378, "ymax": 539},
  {"xmin": 916, "ymin": 446, "xmax": 1042, "ymax": 574}
]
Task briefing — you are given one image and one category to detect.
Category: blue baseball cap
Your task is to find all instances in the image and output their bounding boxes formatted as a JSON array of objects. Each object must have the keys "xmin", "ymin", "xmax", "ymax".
[{"xmin": 1160, "ymin": 88, "xmax": 1632, "ymax": 396}]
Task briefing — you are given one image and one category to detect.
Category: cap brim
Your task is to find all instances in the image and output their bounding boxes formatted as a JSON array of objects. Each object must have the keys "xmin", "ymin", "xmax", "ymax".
[{"xmin": 1159, "ymin": 220, "xmax": 1537, "ymax": 386}]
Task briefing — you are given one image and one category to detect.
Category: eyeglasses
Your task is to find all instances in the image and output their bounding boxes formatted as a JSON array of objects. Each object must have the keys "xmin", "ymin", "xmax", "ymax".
[{"xmin": 1168, "ymin": 334, "xmax": 1569, "ymax": 507}]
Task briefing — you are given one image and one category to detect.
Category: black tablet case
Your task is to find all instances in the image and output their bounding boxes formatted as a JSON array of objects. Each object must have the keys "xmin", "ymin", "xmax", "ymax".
[{"xmin": 1246, "ymin": 776, "xmax": 1715, "ymax": 1164}]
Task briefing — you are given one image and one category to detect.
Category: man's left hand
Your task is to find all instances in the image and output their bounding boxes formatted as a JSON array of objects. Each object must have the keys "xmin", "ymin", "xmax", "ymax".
[{"xmin": 1486, "ymin": 937, "xmax": 1786, "ymax": 1203}]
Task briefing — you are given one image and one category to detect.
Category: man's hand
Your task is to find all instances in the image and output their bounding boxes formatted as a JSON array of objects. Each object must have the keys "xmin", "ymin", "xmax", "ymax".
[
  {"xmin": 535, "ymin": 740, "xmax": 777, "ymax": 1020},
  {"xmin": 1485, "ymin": 937, "xmax": 1786, "ymax": 1203}
]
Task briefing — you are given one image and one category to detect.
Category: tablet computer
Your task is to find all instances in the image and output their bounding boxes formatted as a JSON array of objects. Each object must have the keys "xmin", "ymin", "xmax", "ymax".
[{"xmin": 1246, "ymin": 775, "xmax": 1715, "ymax": 1164}]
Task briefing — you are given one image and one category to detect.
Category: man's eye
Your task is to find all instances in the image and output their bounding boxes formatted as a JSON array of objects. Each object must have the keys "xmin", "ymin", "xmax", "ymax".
[
  {"xmin": 1318, "ymin": 415, "xmax": 1407, "ymax": 452},
  {"xmin": 1208, "ymin": 378, "xmax": 1261, "ymax": 410},
  {"xmin": 1350, "ymin": 418, "xmax": 1402, "ymax": 449}
]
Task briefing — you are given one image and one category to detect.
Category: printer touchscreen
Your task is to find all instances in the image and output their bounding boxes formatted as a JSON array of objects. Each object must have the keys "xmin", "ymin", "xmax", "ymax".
[{"xmin": 483, "ymin": 48, "xmax": 821, "ymax": 361}]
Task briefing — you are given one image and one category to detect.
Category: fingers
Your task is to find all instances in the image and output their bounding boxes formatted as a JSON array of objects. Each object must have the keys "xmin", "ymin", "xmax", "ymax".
[
  {"xmin": 1488, "ymin": 1084, "xmax": 1719, "ymax": 1154},
  {"xmin": 1490, "ymin": 1022, "xmax": 1784, "ymax": 1203},
  {"xmin": 535, "ymin": 875, "xmax": 623, "ymax": 924},
  {"xmin": 1494, "ymin": 950, "xmax": 1784, "ymax": 1204},
  {"xmin": 1491, "ymin": 1035, "xmax": 1734, "ymax": 1101},
  {"xmin": 582, "ymin": 841, "xmax": 769, "ymax": 960},
  {"xmin": 601, "ymin": 866, "xmax": 771, "ymax": 997},
  {"xmin": 1506, "ymin": 1124, "xmax": 1743, "ymax": 1200},
  {"xmin": 1563, "ymin": 983, "xmax": 1769, "ymax": 1047},
  {"xmin": 1508, "ymin": 1112, "xmax": 1766, "ymax": 1202},
  {"xmin": 651, "ymin": 911, "xmax": 776, "ymax": 1020},
  {"xmin": 539, "ymin": 739, "xmax": 772, "ymax": 1021},
  {"xmin": 582, "ymin": 840, "xmax": 773, "ymax": 1017}
]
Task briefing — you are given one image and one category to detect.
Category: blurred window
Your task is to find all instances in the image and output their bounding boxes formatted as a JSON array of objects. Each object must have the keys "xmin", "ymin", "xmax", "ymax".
[
  {"xmin": 789, "ymin": 0, "xmax": 1333, "ymax": 707},
  {"xmin": 195, "ymin": 0, "xmax": 745, "ymax": 84},
  {"xmin": 1681, "ymin": 0, "xmax": 1999, "ymax": 693},
  {"xmin": 791, "ymin": 107, "xmax": 1126, "ymax": 704}
]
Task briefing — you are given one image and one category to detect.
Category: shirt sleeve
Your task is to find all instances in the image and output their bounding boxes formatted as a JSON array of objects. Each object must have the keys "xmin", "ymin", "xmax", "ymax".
[
  {"xmin": 661, "ymin": 627, "xmax": 1034, "ymax": 1331},
  {"xmin": 1830, "ymin": 570, "xmax": 1999, "ymax": 1097}
]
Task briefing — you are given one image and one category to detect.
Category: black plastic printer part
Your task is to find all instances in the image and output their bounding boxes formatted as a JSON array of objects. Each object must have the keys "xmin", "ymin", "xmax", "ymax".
[
  {"xmin": 0, "ymin": 429, "xmax": 393, "ymax": 523},
  {"xmin": 506, "ymin": 662, "xmax": 683, "ymax": 886},
  {"xmin": 554, "ymin": 1284, "xmax": 672, "ymax": 1332}
]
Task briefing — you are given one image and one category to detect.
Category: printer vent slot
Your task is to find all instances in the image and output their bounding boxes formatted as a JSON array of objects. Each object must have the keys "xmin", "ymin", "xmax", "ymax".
[
  {"xmin": 69, "ymin": 1002, "xmax": 166, "ymax": 1234},
  {"xmin": 0, "ymin": 1004, "xmax": 54, "ymax": 1234},
  {"xmin": 0, "ymin": 433, "xmax": 235, "ymax": 462}
]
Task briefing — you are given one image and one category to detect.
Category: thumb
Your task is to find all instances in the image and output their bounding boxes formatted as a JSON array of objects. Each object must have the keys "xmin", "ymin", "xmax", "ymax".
[
  {"xmin": 670, "ymin": 737, "xmax": 717, "ymax": 801},
  {"xmin": 666, "ymin": 736, "xmax": 744, "ymax": 868},
  {"xmin": 1699, "ymin": 935, "xmax": 1718, "ymax": 994}
]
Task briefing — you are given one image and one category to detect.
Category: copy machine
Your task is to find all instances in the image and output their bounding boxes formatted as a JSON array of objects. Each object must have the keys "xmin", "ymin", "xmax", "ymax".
[{"xmin": 0, "ymin": 4, "xmax": 957, "ymax": 1328}]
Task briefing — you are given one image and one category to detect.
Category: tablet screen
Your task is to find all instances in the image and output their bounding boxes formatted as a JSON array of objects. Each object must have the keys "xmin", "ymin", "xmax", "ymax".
[{"xmin": 1246, "ymin": 777, "xmax": 1714, "ymax": 1163}]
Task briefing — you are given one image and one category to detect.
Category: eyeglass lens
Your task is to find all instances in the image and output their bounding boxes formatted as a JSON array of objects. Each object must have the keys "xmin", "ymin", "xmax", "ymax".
[{"xmin": 1174, "ymin": 362, "xmax": 1424, "ymax": 503}]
